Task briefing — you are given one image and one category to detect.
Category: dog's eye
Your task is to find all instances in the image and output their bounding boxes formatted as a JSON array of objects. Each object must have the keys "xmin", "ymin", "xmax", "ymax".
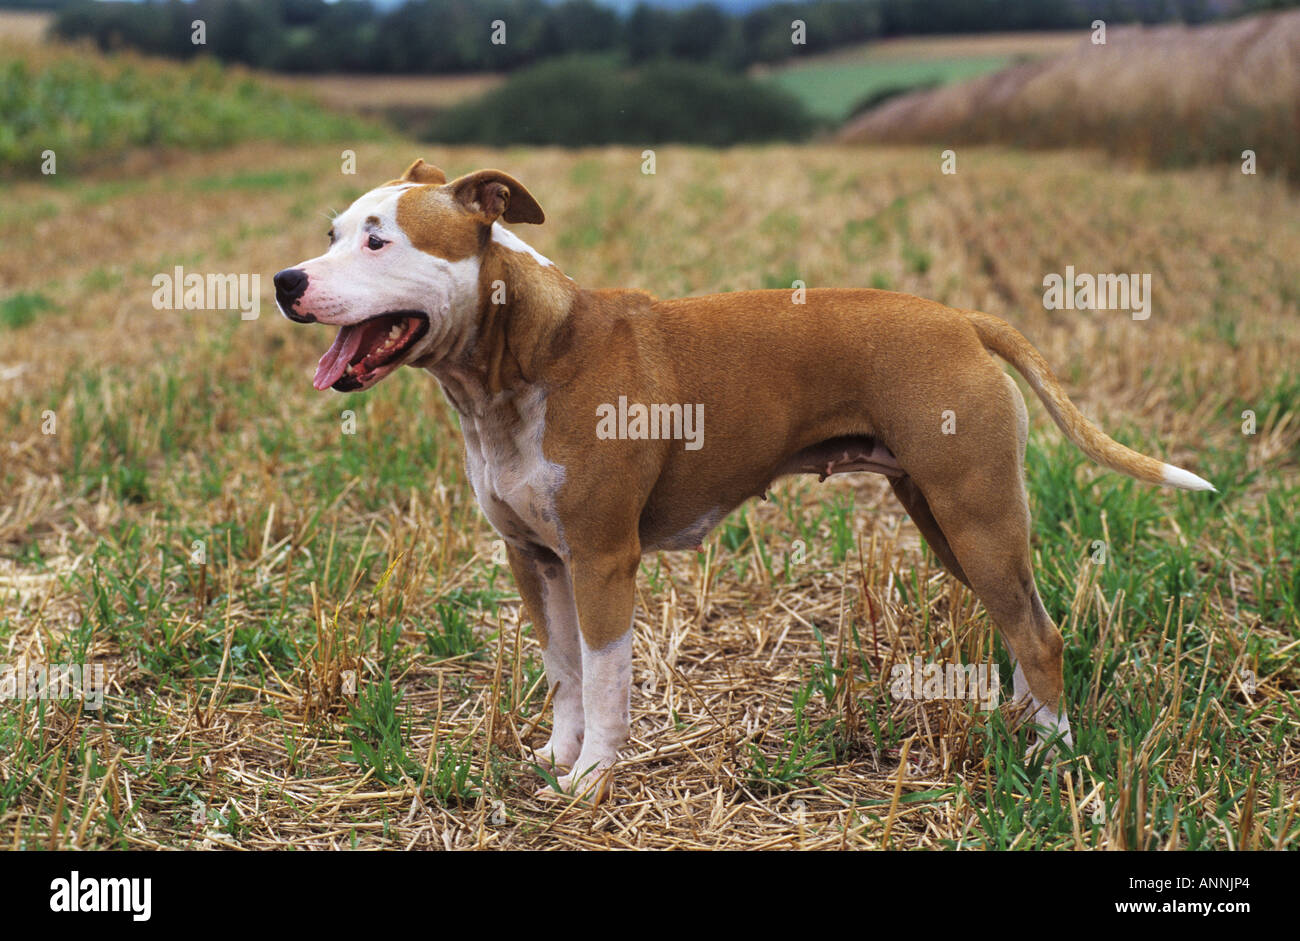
[
  {"xmin": 367, "ymin": 235, "xmax": 387, "ymax": 251},
  {"xmin": 327, "ymin": 229, "xmax": 335, "ymax": 243}
]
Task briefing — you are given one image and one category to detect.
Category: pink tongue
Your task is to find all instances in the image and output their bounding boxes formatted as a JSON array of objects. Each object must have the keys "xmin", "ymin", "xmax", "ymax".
[{"xmin": 313, "ymin": 325, "xmax": 365, "ymax": 390}]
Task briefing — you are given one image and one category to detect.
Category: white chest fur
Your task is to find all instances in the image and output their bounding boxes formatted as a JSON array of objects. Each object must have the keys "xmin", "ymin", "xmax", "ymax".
[{"xmin": 450, "ymin": 382, "xmax": 568, "ymax": 555}]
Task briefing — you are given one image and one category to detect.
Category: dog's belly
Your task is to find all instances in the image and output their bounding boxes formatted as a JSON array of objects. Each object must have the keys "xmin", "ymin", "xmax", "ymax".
[
  {"xmin": 638, "ymin": 434, "xmax": 902, "ymax": 553},
  {"xmin": 641, "ymin": 507, "xmax": 727, "ymax": 553},
  {"xmin": 774, "ymin": 435, "xmax": 903, "ymax": 481}
]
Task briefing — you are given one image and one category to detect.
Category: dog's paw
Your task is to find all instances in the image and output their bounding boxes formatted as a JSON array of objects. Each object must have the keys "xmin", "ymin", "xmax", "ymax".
[
  {"xmin": 536, "ymin": 755, "xmax": 617, "ymax": 804},
  {"xmin": 1023, "ymin": 707, "xmax": 1074, "ymax": 765},
  {"xmin": 524, "ymin": 736, "xmax": 581, "ymax": 773},
  {"xmin": 1007, "ymin": 694, "xmax": 1074, "ymax": 765},
  {"xmin": 1025, "ymin": 734, "xmax": 1071, "ymax": 767}
]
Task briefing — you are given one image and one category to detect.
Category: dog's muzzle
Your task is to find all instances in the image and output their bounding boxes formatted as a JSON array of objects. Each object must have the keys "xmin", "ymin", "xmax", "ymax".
[{"xmin": 274, "ymin": 268, "xmax": 315, "ymax": 323}]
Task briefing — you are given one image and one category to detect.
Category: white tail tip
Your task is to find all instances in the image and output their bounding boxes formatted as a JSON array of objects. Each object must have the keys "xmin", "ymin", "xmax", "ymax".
[{"xmin": 1162, "ymin": 463, "xmax": 1216, "ymax": 492}]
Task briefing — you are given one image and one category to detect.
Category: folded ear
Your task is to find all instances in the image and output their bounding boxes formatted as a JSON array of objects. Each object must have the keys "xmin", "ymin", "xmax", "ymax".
[
  {"xmin": 400, "ymin": 159, "xmax": 447, "ymax": 185},
  {"xmin": 451, "ymin": 169, "xmax": 545, "ymax": 225}
]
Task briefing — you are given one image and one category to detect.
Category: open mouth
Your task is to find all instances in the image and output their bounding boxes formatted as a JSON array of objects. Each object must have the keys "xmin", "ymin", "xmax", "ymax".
[{"xmin": 313, "ymin": 311, "xmax": 429, "ymax": 392}]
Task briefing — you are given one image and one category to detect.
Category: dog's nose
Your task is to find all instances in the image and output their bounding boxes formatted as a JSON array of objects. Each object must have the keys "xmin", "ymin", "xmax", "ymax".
[
  {"xmin": 274, "ymin": 267, "xmax": 307, "ymax": 298},
  {"xmin": 274, "ymin": 268, "xmax": 314, "ymax": 322}
]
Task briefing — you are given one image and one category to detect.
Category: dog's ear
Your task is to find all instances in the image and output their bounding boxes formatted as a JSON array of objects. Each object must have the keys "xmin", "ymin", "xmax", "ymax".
[
  {"xmin": 400, "ymin": 159, "xmax": 447, "ymax": 185},
  {"xmin": 451, "ymin": 169, "xmax": 545, "ymax": 225}
]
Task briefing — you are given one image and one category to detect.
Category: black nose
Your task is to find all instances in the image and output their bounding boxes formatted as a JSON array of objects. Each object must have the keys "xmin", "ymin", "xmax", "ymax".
[
  {"xmin": 274, "ymin": 268, "xmax": 314, "ymax": 322},
  {"xmin": 274, "ymin": 267, "xmax": 307, "ymax": 297}
]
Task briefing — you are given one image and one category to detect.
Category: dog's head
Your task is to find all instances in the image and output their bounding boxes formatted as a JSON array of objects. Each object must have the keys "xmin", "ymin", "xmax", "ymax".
[{"xmin": 274, "ymin": 158, "xmax": 544, "ymax": 392}]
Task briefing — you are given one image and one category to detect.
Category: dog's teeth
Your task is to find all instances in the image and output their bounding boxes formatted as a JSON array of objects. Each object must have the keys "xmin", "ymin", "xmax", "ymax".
[{"xmin": 389, "ymin": 325, "xmax": 402, "ymax": 339}]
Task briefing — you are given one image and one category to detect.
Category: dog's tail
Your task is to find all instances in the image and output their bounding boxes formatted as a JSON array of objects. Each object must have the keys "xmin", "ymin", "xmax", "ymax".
[{"xmin": 964, "ymin": 311, "xmax": 1215, "ymax": 492}]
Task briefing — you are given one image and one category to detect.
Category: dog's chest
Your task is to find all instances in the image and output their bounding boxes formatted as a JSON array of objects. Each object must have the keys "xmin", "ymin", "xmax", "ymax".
[{"xmin": 455, "ymin": 385, "xmax": 567, "ymax": 553}]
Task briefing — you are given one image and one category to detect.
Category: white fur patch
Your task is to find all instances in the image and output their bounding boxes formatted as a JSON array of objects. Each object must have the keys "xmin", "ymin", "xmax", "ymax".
[
  {"xmin": 1013, "ymin": 660, "xmax": 1073, "ymax": 751},
  {"xmin": 1012, "ymin": 660, "xmax": 1030, "ymax": 701},
  {"xmin": 491, "ymin": 222, "xmax": 554, "ymax": 267},
  {"xmin": 458, "ymin": 384, "xmax": 567, "ymax": 554},
  {"xmin": 1027, "ymin": 694, "xmax": 1073, "ymax": 748},
  {"xmin": 1161, "ymin": 463, "xmax": 1216, "ymax": 492},
  {"xmin": 534, "ymin": 561, "xmax": 584, "ymax": 768}
]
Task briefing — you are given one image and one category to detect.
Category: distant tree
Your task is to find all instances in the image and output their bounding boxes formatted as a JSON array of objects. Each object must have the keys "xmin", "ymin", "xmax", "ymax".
[
  {"xmin": 625, "ymin": 3, "xmax": 676, "ymax": 63},
  {"xmin": 272, "ymin": 0, "xmax": 375, "ymax": 72},
  {"xmin": 666, "ymin": 4, "xmax": 733, "ymax": 63},
  {"xmin": 430, "ymin": 55, "xmax": 816, "ymax": 146},
  {"xmin": 542, "ymin": 0, "xmax": 620, "ymax": 56},
  {"xmin": 51, "ymin": 0, "xmax": 1280, "ymax": 76},
  {"xmin": 279, "ymin": 0, "xmax": 332, "ymax": 28},
  {"xmin": 205, "ymin": 0, "xmax": 271, "ymax": 66}
]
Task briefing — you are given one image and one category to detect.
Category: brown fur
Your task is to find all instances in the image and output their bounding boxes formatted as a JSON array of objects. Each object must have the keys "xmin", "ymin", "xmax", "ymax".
[
  {"xmin": 456, "ymin": 273, "xmax": 1078, "ymax": 714},
  {"xmin": 395, "ymin": 186, "xmax": 482, "ymax": 262},
  {"xmin": 399, "ymin": 158, "xmax": 446, "ymax": 185},
  {"xmin": 393, "ymin": 170, "xmax": 548, "ymax": 266}
]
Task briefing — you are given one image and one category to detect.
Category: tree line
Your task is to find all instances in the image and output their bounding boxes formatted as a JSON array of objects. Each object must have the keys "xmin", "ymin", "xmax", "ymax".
[{"xmin": 47, "ymin": 0, "xmax": 1280, "ymax": 75}]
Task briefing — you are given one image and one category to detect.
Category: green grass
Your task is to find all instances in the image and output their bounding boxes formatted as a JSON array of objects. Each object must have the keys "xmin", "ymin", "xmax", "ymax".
[
  {"xmin": 947, "ymin": 433, "xmax": 1295, "ymax": 848},
  {"xmin": 765, "ymin": 55, "xmax": 1015, "ymax": 121},
  {"xmin": 3, "ymin": 360, "xmax": 1293, "ymax": 848},
  {"xmin": 721, "ymin": 424, "xmax": 1296, "ymax": 848},
  {"xmin": 743, "ymin": 676, "xmax": 843, "ymax": 794},
  {"xmin": 0, "ymin": 53, "xmax": 378, "ymax": 175},
  {"xmin": 344, "ymin": 676, "xmax": 420, "ymax": 786},
  {"xmin": 0, "ymin": 290, "xmax": 55, "ymax": 329}
]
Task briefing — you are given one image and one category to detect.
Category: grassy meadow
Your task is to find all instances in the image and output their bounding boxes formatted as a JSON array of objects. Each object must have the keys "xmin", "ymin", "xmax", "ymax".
[
  {"xmin": 758, "ymin": 31, "xmax": 1083, "ymax": 120},
  {"xmin": 0, "ymin": 39, "xmax": 380, "ymax": 177},
  {"xmin": 0, "ymin": 38, "xmax": 1298, "ymax": 851}
]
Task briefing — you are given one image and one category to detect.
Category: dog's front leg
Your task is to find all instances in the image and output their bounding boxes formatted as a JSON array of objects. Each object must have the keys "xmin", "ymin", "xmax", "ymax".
[
  {"xmin": 553, "ymin": 547, "xmax": 638, "ymax": 803},
  {"xmin": 506, "ymin": 545, "xmax": 585, "ymax": 771}
]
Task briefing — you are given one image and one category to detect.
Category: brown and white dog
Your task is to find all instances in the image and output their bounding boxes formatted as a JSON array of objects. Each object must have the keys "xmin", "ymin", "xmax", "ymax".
[{"xmin": 275, "ymin": 159, "xmax": 1214, "ymax": 801}]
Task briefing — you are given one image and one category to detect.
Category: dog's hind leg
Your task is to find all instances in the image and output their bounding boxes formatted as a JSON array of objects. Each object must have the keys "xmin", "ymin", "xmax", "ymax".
[
  {"xmin": 895, "ymin": 374, "xmax": 1072, "ymax": 752},
  {"xmin": 889, "ymin": 476, "xmax": 971, "ymax": 588},
  {"xmin": 891, "ymin": 473, "xmax": 1070, "ymax": 748},
  {"xmin": 925, "ymin": 475, "xmax": 1072, "ymax": 751}
]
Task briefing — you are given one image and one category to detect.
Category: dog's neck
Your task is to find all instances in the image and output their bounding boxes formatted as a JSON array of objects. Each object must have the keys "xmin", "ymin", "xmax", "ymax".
[{"xmin": 419, "ymin": 236, "xmax": 579, "ymax": 415}]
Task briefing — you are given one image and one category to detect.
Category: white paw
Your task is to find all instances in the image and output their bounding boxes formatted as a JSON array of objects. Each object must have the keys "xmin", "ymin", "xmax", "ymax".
[
  {"xmin": 525, "ymin": 733, "xmax": 582, "ymax": 772},
  {"xmin": 1016, "ymin": 695, "xmax": 1073, "ymax": 762},
  {"xmin": 537, "ymin": 752, "xmax": 617, "ymax": 804}
]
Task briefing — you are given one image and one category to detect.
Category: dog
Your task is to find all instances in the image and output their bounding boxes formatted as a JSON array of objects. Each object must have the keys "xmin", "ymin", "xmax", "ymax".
[{"xmin": 275, "ymin": 158, "xmax": 1214, "ymax": 801}]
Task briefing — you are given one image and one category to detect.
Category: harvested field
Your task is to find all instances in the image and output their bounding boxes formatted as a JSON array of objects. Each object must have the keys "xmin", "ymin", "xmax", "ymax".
[
  {"xmin": 2, "ymin": 136, "xmax": 1297, "ymax": 849},
  {"xmin": 840, "ymin": 11, "xmax": 1300, "ymax": 181}
]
